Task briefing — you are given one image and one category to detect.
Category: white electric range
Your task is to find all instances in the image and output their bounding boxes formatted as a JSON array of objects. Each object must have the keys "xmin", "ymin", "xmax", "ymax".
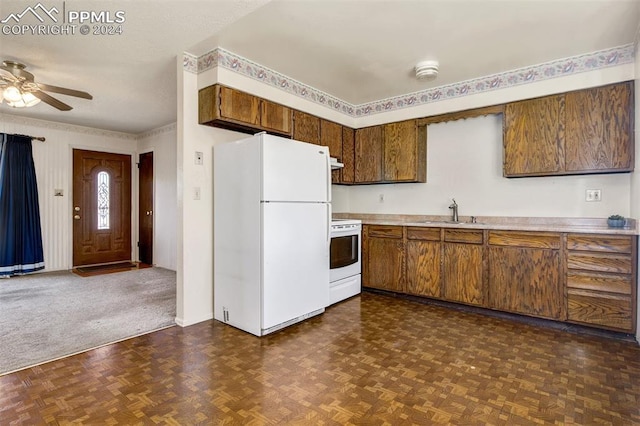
[{"xmin": 329, "ymin": 219, "xmax": 362, "ymax": 305}]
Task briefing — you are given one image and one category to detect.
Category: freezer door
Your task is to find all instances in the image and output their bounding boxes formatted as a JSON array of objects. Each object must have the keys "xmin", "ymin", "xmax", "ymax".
[
  {"xmin": 262, "ymin": 202, "xmax": 330, "ymax": 330},
  {"xmin": 261, "ymin": 134, "xmax": 330, "ymax": 203}
]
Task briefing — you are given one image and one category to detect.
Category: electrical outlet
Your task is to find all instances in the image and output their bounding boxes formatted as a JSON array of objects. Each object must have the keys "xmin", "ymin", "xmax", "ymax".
[
  {"xmin": 195, "ymin": 151, "xmax": 203, "ymax": 165},
  {"xmin": 193, "ymin": 187, "xmax": 201, "ymax": 200},
  {"xmin": 379, "ymin": 193, "xmax": 385, "ymax": 203},
  {"xmin": 585, "ymin": 189, "xmax": 601, "ymax": 202}
]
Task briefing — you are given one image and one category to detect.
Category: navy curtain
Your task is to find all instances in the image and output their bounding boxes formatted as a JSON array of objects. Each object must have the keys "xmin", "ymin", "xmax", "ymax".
[{"xmin": 0, "ymin": 134, "xmax": 44, "ymax": 276}]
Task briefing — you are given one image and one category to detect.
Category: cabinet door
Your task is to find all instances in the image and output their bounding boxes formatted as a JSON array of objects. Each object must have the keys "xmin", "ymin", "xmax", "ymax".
[
  {"xmin": 565, "ymin": 82, "xmax": 634, "ymax": 172},
  {"xmin": 260, "ymin": 99, "xmax": 291, "ymax": 135},
  {"xmin": 355, "ymin": 125, "xmax": 383, "ymax": 183},
  {"xmin": 488, "ymin": 246, "xmax": 562, "ymax": 319},
  {"xmin": 503, "ymin": 94, "xmax": 565, "ymax": 176},
  {"xmin": 366, "ymin": 237, "xmax": 404, "ymax": 292},
  {"xmin": 341, "ymin": 127, "xmax": 355, "ymax": 184},
  {"xmin": 443, "ymin": 243, "xmax": 484, "ymax": 306},
  {"xmin": 406, "ymin": 240, "xmax": 440, "ymax": 297},
  {"xmin": 293, "ymin": 111, "xmax": 320, "ymax": 145},
  {"xmin": 383, "ymin": 120, "xmax": 425, "ymax": 182},
  {"xmin": 320, "ymin": 119, "xmax": 343, "ymax": 160},
  {"xmin": 219, "ymin": 86, "xmax": 260, "ymax": 126}
]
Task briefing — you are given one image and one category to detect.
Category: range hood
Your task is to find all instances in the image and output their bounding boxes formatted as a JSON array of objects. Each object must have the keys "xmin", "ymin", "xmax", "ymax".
[{"xmin": 330, "ymin": 157, "xmax": 344, "ymax": 170}]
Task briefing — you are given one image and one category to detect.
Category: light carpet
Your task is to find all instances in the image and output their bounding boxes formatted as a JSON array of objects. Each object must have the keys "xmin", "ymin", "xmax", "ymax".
[{"xmin": 0, "ymin": 267, "xmax": 176, "ymax": 375}]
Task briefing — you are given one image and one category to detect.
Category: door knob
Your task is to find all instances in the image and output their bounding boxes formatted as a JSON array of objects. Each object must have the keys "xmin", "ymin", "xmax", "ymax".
[
  {"xmin": 74, "ymin": 206, "xmax": 80, "ymax": 211},
  {"xmin": 74, "ymin": 215, "xmax": 81, "ymax": 220}
]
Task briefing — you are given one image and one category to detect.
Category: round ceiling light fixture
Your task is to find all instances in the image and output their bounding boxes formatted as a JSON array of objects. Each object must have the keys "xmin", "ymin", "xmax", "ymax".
[{"xmin": 415, "ymin": 60, "xmax": 439, "ymax": 81}]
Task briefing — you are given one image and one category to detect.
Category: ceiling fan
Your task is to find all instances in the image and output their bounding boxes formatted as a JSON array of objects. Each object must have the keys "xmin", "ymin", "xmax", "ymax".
[{"xmin": 0, "ymin": 61, "xmax": 92, "ymax": 111}]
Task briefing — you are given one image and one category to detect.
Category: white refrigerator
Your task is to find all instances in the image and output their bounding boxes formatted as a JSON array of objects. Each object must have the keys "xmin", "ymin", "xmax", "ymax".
[{"xmin": 213, "ymin": 132, "xmax": 331, "ymax": 336}]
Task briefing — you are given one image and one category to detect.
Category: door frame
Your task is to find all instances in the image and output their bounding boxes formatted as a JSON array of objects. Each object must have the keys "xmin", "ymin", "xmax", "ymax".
[
  {"xmin": 138, "ymin": 150, "xmax": 155, "ymax": 264},
  {"xmin": 68, "ymin": 145, "xmax": 138, "ymax": 269}
]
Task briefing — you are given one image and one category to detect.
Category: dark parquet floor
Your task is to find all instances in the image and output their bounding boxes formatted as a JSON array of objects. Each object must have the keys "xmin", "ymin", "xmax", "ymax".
[{"xmin": 1, "ymin": 292, "xmax": 639, "ymax": 425}]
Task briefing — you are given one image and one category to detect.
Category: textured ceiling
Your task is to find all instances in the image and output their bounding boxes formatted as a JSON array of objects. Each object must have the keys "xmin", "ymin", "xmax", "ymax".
[{"xmin": 0, "ymin": 0, "xmax": 638, "ymax": 134}]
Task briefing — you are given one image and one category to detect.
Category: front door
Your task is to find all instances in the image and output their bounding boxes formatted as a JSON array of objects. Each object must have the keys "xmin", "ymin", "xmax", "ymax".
[
  {"xmin": 138, "ymin": 152, "xmax": 153, "ymax": 265},
  {"xmin": 73, "ymin": 149, "xmax": 132, "ymax": 267}
]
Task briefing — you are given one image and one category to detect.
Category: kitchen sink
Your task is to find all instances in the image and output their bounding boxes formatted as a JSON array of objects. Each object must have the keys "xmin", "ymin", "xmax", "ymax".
[{"xmin": 422, "ymin": 220, "xmax": 484, "ymax": 226}]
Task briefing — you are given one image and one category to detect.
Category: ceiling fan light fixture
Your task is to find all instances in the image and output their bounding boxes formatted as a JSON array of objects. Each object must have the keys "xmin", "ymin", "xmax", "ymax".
[
  {"xmin": 1, "ymin": 84, "xmax": 41, "ymax": 108},
  {"xmin": 415, "ymin": 60, "xmax": 439, "ymax": 81},
  {"xmin": 3, "ymin": 85, "xmax": 22, "ymax": 102},
  {"xmin": 1, "ymin": 60, "xmax": 89, "ymax": 111}
]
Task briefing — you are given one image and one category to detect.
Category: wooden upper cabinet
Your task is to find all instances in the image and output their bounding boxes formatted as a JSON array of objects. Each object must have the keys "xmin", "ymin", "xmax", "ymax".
[
  {"xmin": 355, "ymin": 125, "xmax": 384, "ymax": 183},
  {"xmin": 260, "ymin": 99, "xmax": 291, "ymax": 134},
  {"xmin": 503, "ymin": 81, "xmax": 634, "ymax": 177},
  {"xmin": 198, "ymin": 85, "xmax": 291, "ymax": 136},
  {"xmin": 503, "ymin": 94, "xmax": 565, "ymax": 176},
  {"xmin": 341, "ymin": 127, "xmax": 355, "ymax": 184},
  {"xmin": 218, "ymin": 86, "xmax": 260, "ymax": 126},
  {"xmin": 292, "ymin": 110, "xmax": 320, "ymax": 144},
  {"xmin": 565, "ymin": 82, "xmax": 634, "ymax": 173},
  {"xmin": 320, "ymin": 119, "xmax": 343, "ymax": 160},
  {"xmin": 383, "ymin": 120, "xmax": 426, "ymax": 182}
]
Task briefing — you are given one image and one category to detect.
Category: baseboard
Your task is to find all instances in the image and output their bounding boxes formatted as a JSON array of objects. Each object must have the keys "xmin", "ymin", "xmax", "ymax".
[{"xmin": 175, "ymin": 312, "xmax": 213, "ymax": 327}]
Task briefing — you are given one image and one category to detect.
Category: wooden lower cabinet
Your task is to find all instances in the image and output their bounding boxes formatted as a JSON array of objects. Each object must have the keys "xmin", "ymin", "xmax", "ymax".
[
  {"xmin": 443, "ymin": 243, "xmax": 484, "ymax": 306},
  {"xmin": 363, "ymin": 225, "xmax": 404, "ymax": 292},
  {"xmin": 406, "ymin": 227, "xmax": 441, "ymax": 297},
  {"xmin": 487, "ymin": 231, "xmax": 563, "ymax": 320},
  {"xmin": 362, "ymin": 225, "xmax": 635, "ymax": 333},
  {"xmin": 488, "ymin": 246, "xmax": 563, "ymax": 319},
  {"xmin": 566, "ymin": 234, "xmax": 636, "ymax": 332}
]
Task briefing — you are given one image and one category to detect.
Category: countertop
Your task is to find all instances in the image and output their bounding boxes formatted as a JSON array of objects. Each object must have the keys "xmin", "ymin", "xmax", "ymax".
[{"xmin": 332, "ymin": 213, "xmax": 639, "ymax": 235}]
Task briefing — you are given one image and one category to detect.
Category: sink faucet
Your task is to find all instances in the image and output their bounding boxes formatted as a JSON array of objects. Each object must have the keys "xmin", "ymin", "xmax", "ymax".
[{"xmin": 449, "ymin": 198, "xmax": 459, "ymax": 222}]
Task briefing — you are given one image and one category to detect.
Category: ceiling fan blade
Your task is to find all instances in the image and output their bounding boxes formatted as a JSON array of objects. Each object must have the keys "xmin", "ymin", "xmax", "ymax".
[
  {"xmin": 37, "ymin": 83, "xmax": 93, "ymax": 99},
  {"xmin": 32, "ymin": 90, "xmax": 72, "ymax": 111},
  {"xmin": 0, "ymin": 68, "xmax": 19, "ymax": 83}
]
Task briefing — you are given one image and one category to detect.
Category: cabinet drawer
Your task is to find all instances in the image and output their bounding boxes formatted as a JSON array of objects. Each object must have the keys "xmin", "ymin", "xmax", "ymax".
[
  {"xmin": 407, "ymin": 227, "xmax": 440, "ymax": 241},
  {"xmin": 567, "ymin": 289, "xmax": 633, "ymax": 331},
  {"xmin": 367, "ymin": 225, "xmax": 403, "ymax": 239},
  {"xmin": 567, "ymin": 252, "xmax": 632, "ymax": 274},
  {"xmin": 567, "ymin": 234, "xmax": 633, "ymax": 254},
  {"xmin": 444, "ymin": 229, "xmax": 483, "ymax": 244},
  {"xmin": 567, "ymin": 271, "xmax": 632, "ymax": 294},
  {"xmin": 488, "ymin": 231, "xmax": 560, "ymax": 249}
]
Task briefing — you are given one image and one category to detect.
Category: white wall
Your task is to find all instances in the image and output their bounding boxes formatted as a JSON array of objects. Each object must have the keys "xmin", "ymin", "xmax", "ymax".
[
  {"xmin": 137, "ymin": 124, "xmax": 178, "ymax": 270},
  {"xmin": 0, "ymin": 113, "xmax": 138, "ymax": 271},
  {"xmin": 341, "ymin": 114, "xmax": 631, "ymax": 218},
  {"xmin": 176, "ymin": 62, "xmax": 247, "ymax": 327}
]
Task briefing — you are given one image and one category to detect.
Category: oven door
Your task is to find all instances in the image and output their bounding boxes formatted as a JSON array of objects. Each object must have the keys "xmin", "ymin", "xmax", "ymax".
[{"xmin": 330, "ymin": 228, "xmax": 361, "ymax": 283}]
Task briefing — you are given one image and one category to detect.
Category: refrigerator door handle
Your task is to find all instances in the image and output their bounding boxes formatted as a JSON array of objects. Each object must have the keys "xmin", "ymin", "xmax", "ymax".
[
  {"xmin": 327, "ymin": 203, "xmax": 332, "ymax": 243},
  {"xmin": 326, "ymin": 152, "xmax": 331, "ymax": 203}
]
